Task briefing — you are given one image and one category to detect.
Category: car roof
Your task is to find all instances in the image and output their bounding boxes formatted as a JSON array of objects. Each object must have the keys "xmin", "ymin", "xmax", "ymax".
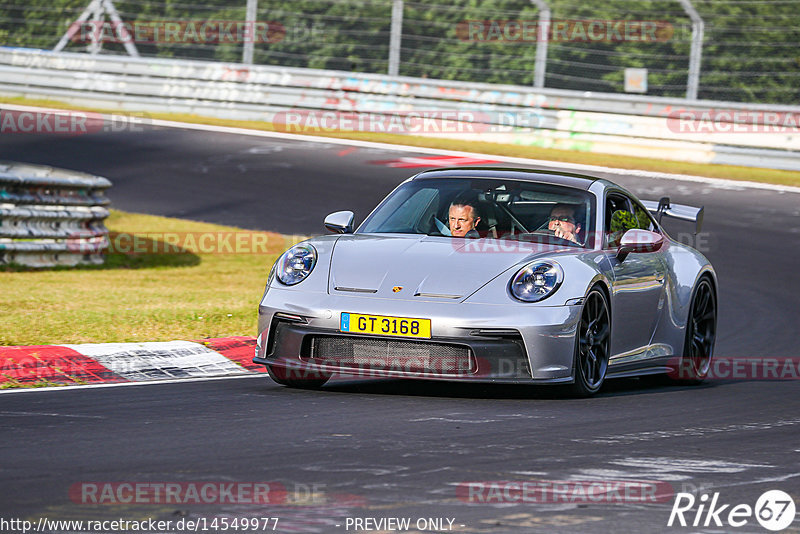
[{"xmin": 411, "ymin": 167, "xmax": 601, "ymax": 191}]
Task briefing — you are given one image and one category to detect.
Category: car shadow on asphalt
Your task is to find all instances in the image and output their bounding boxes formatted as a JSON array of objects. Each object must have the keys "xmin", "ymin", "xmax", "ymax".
[{"xmin": 304, "ymin": 375, "xmax": 726, "ymax": 400}]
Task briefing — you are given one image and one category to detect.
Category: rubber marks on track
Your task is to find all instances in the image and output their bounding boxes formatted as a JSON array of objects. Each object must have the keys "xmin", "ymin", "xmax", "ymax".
[
  {"xmin": 368, "ymin": 155, "xmax": 500, "ymax": 168},
  {"xmin": 0, "ymin": 337, "xmax": 263, "ymax": 388}
]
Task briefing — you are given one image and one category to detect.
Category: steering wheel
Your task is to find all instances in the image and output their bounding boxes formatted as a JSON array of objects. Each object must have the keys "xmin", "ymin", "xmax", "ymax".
[{"xmin": 433, "ymin": 216, "xmax": 451, "ymax": 236}]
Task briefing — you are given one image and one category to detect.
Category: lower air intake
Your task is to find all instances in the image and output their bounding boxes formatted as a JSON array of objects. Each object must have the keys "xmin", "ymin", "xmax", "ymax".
[{"xmin": 305, "ymin": 336, "xmax": 474, "ymax": 375}]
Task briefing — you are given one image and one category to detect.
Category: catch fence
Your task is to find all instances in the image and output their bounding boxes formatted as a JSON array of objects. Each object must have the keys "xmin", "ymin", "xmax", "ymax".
[{"xmin": 0, "ymin": 0, "xmax": 797, "ymax": 104}]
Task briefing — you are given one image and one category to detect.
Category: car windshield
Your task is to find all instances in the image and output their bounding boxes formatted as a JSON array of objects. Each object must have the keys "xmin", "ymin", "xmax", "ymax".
[{"xmin": 358, "ymin": 177, "xmax": 596, "ymax": 248}]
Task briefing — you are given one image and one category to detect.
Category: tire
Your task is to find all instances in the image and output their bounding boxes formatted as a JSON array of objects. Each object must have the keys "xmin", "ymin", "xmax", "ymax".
[
  {"xmin": 568, "ymin": 288, "xmax": 611, "ymax": 397},
  {"xmin": 266, "ymin": 364, "xmax": 330, "ymax": 389},
  {"xmin": 674, "ymin": 277, "xmax": 716, "ymax": 384}
]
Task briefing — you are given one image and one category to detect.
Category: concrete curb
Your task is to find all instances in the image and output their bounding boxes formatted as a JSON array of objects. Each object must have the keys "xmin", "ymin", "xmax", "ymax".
[{"xmin": 0, "ymin": 336, "xmax": 264, "ymax": 389}]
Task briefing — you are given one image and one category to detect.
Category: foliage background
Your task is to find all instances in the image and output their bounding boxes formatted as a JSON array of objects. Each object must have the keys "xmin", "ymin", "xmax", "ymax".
[{"xmin": 0, "ymin": 0, "xmax": 796, "ymax": 103}]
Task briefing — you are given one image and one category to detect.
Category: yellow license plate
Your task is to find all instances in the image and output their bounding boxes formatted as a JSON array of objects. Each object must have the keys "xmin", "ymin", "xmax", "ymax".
[{"xmin": 340, "ymin": 313, "xmax": 431, "ymax": 339}]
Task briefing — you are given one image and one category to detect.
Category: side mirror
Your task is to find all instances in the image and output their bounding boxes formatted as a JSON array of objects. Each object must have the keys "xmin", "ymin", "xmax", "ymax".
[
  {"xmin": 324, "ymin": 211, "xmax": 354, "ymax": 234},
  {"xmin": 617, "ymin": 229, "xmax": 663, "ymax": 261}
]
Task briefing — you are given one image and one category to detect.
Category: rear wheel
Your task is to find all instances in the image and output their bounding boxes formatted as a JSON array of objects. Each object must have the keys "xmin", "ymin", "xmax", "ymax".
[
  {"xmin": 675, "ymin": 277, "xmax": 716, "ymax": 384},
  {"xmin": 266, "ymin": 364, "xmax": 330, "ymax": 389},
  {"xmin": 569, "ymin": 288, "xmax": 611, "ymax": 397}
]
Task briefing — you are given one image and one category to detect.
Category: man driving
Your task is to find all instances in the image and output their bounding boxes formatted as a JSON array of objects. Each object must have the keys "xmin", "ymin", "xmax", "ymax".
[
  {"xmin": 548, "ymin": 203, "xmax": 582, "ymax": 244},
  {"xmin": 448, "ymin": 197, "xmax": 481, "ymax": 238}
]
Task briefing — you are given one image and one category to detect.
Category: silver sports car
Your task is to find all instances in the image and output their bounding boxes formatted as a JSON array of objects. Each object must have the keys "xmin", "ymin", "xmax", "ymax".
[{"xmin": 254, "ymin": 168, "xmax": 716, "ymax": 396}]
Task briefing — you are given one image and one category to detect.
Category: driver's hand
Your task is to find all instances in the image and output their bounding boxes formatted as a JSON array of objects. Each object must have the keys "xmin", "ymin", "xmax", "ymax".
[{"xmin": 553, "ymin": 226, "xmax": 577, "ymax": 243}]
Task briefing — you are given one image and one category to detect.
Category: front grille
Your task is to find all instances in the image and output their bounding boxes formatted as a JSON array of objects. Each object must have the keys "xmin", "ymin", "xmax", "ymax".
[{"xmin": 304, "ymin": 335, "xmax": 474, "ymax": 375}]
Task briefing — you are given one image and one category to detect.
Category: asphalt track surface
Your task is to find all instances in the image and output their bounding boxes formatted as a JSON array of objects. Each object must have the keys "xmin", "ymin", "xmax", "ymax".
[{"xmin": 1, "ymin": 124, "xmax": 800, "ymax": 533}]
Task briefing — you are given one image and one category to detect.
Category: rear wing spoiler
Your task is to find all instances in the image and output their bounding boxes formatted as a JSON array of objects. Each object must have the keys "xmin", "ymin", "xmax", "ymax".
[{"xmin": 642, "ymin": 197, "xmax": 704, "ymax": 234}]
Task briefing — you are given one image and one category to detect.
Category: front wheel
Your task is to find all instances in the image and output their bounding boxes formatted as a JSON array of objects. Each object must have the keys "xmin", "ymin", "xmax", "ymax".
[
  {"xmin": 267, "ymin": 364, "xmax": 330, "ymax": 389},
  {"xmin": 568, "ymin": 288, "xmax": 611, "ymax": 397}
]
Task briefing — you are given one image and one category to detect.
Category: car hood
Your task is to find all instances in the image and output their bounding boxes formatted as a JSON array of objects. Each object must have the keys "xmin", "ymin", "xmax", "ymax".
[{"xmin": 328, "ymin": 233, "xmax": 567, "ymax": 301}]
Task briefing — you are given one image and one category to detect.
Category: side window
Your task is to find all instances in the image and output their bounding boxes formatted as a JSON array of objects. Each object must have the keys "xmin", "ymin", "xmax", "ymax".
[
  {"xmin": 605, "ymin": 193, "xmax": 659, "ymax": 248},
  {"xmin": 605, "ymin": 193, "xmax": 634, "ymax": 248},
  {"xmin": 632, "ymin": 202, "xmax": 658, "ymax": 232}
]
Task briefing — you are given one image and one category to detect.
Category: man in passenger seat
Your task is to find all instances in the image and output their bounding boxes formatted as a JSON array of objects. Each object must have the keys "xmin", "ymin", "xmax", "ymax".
[{"xmin": 548, "ymin": 203, "xmax": 582, "ymax": 244}]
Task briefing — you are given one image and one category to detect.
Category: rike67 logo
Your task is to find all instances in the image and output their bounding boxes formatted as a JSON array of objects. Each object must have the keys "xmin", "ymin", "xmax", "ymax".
[{"xmin": 668, "ymin": 490, "xmax": 796, "ymax": 531}]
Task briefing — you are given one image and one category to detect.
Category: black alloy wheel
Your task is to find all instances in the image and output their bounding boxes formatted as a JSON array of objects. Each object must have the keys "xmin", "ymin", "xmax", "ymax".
[
  {"xmin": 570, "ymin": 288, "xmax": 611, "ymax": 397},
  {"xmin": 677, "ymin": 277, "xmax": 716, "ymax": 383}
]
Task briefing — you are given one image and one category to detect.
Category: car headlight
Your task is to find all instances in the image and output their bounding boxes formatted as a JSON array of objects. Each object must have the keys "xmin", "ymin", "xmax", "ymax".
[
  {"xmin": 509, "ymin": 261, "xmax": 563, "ymax": 302},
  {"xmin": 276, "ymin": 243, "xmax": 317, "ymax": 285}
]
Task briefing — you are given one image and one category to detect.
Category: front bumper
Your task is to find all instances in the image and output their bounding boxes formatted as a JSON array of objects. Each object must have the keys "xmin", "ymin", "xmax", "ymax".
[{"xmin": 254, "ymin": 287, "xmax": 581, "ymax": 384}]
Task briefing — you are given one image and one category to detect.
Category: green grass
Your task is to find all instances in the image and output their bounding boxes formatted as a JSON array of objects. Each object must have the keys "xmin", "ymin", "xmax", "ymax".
[
  {"xmin": 0, "ymin": 377, "xmax": 81, "ymax": 389},
  {"xmin": 2, "ymin": 95, "xmax": 800, "ymax": 188},
  {"xmin": 0, "ymin": 210, "xmax": 295, "ymax": 345}
]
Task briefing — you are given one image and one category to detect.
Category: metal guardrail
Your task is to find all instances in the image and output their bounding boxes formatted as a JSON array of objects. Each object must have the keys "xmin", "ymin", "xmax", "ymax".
[
  {"xmin": 0, "ymin": 47, "xmax": 798, "ymax": 171},
  {"xmin": 0, "ymin": 161, "xmax": 111, "ymax": 267}
]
